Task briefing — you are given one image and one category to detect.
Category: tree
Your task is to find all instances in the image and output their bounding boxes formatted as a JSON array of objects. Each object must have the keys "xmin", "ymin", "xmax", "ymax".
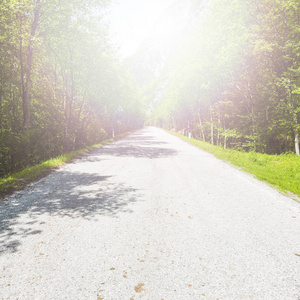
[
  {"xmin": 0, "ymin": 0, "xmax": 145, "ymax": 177},
  {"xmin": 148, "ymin": 0, "xmax": 300, "ymax": 155}
]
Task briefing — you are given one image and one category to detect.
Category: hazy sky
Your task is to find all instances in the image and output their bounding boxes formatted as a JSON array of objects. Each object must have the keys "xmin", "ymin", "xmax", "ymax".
[{"xmin": 108, "ymin": 0, "xmax": 174, "ymax": 57}]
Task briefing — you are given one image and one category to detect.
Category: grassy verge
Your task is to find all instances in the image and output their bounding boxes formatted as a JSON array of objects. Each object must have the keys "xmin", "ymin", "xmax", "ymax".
[
  {"xmin": 0, "ymin": 132, "xmax": 130, "ymax": 200},
  {"xmin": 170, "ymin": 131, "xmax": 300, "ymax": 201}
]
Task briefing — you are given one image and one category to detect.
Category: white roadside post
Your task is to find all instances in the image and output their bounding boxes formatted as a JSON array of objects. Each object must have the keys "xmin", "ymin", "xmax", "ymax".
[{"xmin": 112, "ymin": 129, "xmax": 115, "ymax": 138}]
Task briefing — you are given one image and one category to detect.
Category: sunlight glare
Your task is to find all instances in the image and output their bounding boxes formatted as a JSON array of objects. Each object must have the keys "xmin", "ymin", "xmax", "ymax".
[{"xmin": 109, "ymin": 0, "xmax": 174, "ymax": 57}]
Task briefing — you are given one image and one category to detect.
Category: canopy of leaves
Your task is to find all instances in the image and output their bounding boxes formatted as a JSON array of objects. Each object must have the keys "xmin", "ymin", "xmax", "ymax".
[
  {"xmin": 148, "ymin": 0, "xmax": 300, "ymax": 155},
  {"xmin": 0, "ymin": 0, "xmax": 144, "ymax": 177}
]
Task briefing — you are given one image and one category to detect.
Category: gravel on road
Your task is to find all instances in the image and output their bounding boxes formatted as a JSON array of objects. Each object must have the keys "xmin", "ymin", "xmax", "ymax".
[{"xmin": 0, "ymin": 127, "xmax": 300, "ymax": 299}]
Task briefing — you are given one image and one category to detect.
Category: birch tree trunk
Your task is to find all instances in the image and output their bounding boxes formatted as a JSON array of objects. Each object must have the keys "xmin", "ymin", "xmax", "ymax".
[{"xmin": 288, "ymin": 80, "xmax": 300, "ymax": 155}]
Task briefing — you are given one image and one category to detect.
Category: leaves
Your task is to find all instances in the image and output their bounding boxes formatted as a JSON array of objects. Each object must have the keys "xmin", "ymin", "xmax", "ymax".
[
  {"xmin": 0, "ymin": 0, "xmax": 144, "ymax": 177},
  {"xmin": 149, "ymin": 0, "xmax": 300, "ymax": 155}
]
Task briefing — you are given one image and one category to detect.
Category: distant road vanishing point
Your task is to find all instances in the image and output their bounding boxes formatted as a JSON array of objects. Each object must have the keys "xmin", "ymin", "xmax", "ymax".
[{"xmin": 0, "ymin": 127, "xmax": 299, "ymax": 299}]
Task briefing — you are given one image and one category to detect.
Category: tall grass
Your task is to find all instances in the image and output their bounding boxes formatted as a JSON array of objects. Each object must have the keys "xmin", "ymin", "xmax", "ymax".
[{"xmin": 171, "ymin": 132, "xmax": 300, "ymax": 199}]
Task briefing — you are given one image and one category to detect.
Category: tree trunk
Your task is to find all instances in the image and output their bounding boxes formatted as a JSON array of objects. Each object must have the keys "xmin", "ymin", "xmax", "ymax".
[
  {"xmin": 251, "ymin": 104, "xmax": 257, "ymax": 152},
  {"xmin": 172, "ymin": 116, "xmax": 176, "ymax": 131},
  {"xmin": 295, "ymin": 131, "xmax": 299, "ymax": 156},
  {"xmin": 283, "ymin": 2, "xmax": 299, "ymax": 155},
  {"xmin": 21, "ymin": 1, "xmax": 41, "ymax": 132},
  {"xmin": 63, "ymin": 80, "xmax": 70, "ymax": 152},
  {"xmin": 210, "ymin": 104, "xmax": 214, "ymax": 144},
  {"xmin": 197, "ymin": 111, "xmax": 205, "ymax": 142},
  {"xmin": 288, "ymin": 79, "xmax": 300, "ymax": 155},
  {"xmin": 62, "ymin": 68, "xmax": 75, "ymax": 152},
  {"xmin": 223, "ymin": 111, "xmax": 227, "ymax": 150},
  {"xmin": 246, "ymin": 81, "xmax": 257, "ymax": 152},
  {"xmin": 217, "ymin": 112, "xmax": 221, "ymax": 146},
  {"xmin": 10, "ymin": 84, "xmax": 17, "ymax": 171}
]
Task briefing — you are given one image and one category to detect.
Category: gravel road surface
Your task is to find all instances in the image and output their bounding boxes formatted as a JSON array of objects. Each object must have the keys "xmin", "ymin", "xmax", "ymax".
[{"xmin": 1, "ymin": 127, "xmax": 300, "ymax": 300}]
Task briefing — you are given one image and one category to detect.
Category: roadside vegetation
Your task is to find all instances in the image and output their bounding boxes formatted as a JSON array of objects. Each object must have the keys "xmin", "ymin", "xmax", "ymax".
[
  {"xmin": 0, "ymin": 133, "xmax": 129, "ymax": 200},
  {"xmin": 171, "ymin": 132, "xmax": 300, "ymax": 200},
  {"xmin": 148, "ymin": 0, "xmax": 300, "ymax": 156},
  {"xmin": 0, "ymin": 1, "xmax": 144, "ymax": 178}
]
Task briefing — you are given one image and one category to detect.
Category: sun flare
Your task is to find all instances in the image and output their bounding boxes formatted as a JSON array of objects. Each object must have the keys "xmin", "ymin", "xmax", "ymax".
[{"xmin": 109, "ymin": 0, "xmax": 175, "ymax": 57}]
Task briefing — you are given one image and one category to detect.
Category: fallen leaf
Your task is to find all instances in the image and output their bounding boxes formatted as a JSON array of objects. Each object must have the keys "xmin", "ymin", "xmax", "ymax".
[{"xmin": 134, "ymin": 283, "xmax": 145, "ymax": 293}]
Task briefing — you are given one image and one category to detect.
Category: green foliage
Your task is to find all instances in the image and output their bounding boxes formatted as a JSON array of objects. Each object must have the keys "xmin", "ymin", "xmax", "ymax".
[
  {"xmin": 149, "ymin": 0, "xmax": 300, "ymax": 155},
  {"xmin": 0, "ymin": 0, "xmax": 145, "ymax": 177},
  {"xmin": 0, "ymin": 131, "xmax": 131, "ymax": 198}
]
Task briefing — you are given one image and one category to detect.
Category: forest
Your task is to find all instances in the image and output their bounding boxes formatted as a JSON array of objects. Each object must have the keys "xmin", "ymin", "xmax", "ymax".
[
  {"xmin": 1, "ymin": 0, "xmax": 300, "ymax": 179},
  {"xmin": 0, "ymin": 0, "xmax": 144, "ymax": 177},
  {"xmin": 149, "ymin": 0, "xmax": 300, "ymax": 156}
]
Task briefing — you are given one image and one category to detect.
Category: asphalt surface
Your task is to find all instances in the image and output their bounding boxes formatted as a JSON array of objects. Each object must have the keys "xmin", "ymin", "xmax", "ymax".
[{"xmin": 0, "ymin": 127, "xmax": 299, "ymax": 299}]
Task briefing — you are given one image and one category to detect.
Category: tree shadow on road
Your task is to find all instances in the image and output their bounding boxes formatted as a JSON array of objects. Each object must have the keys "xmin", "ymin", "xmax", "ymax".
[
  {"xmin": 99, "ymin": 145, "xmax": 177, "ymax": 159},
  {"xmin": 99, "ymin": 133, "xmax": 178, "ymax": 159},
  {"xmin": 124, "ymin": 134, "xmax": 167, "ymax": 145},
  {"xmin": 0, "ymin": 171, "xmax": 141, "ymax": 254},
  {"xmin": 0, "ymin": 129, "xmax": 177, "ymax": 254}
]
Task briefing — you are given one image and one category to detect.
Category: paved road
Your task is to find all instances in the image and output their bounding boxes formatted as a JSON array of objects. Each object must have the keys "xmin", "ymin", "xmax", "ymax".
[{"xmin": 0, "ymin": 127, "xmax": 299, "ymax": 299}]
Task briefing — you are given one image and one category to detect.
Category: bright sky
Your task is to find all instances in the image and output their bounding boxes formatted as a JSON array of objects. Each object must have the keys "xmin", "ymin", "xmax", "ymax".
[{"xmin": 108, "ymin": 0, "xmax": 174, "ymax": 57}]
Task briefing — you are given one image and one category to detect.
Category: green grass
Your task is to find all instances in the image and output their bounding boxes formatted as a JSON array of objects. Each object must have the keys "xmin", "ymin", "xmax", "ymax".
[
  {"xmin": 0, "ymin": 133, "xmax": 130, "ymax": 199},
  {"xmin": 170, "ymin": 131, "xmax": 300, "ymax": 201}
]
